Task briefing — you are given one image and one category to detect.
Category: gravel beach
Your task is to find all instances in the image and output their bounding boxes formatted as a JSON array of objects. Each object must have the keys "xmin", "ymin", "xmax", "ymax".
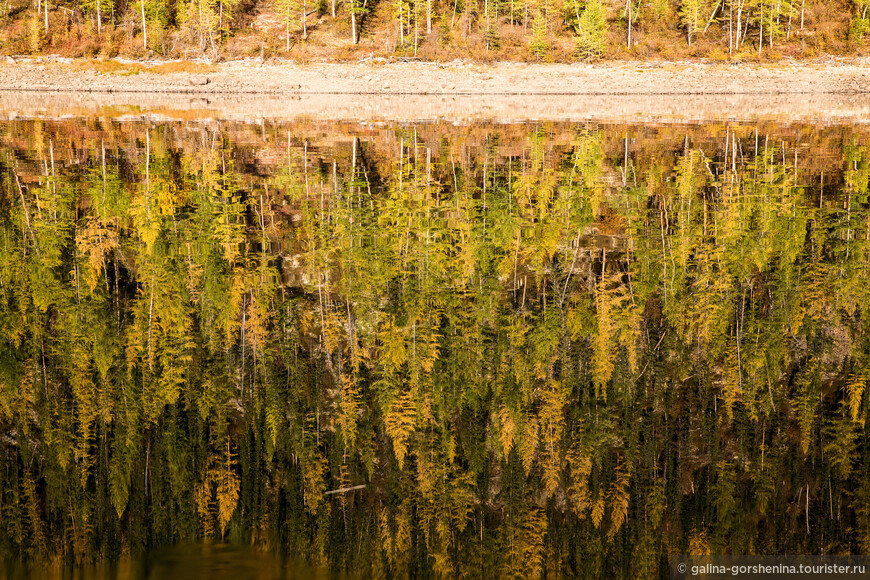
[{"xmin": 1, "ymin": 57, "xmax": 870, "ymax": 95}]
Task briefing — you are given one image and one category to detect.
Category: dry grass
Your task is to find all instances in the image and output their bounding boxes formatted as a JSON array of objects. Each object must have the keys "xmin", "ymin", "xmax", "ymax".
[{"xmin": 69, "ymin": 59, "xmax": 217, "ymax": 74}]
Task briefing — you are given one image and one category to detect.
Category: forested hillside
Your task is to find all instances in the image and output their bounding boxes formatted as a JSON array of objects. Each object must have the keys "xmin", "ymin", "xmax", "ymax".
[{"xmin": 0, "ymin": 0, "xmax": 865, "ymax": 61}]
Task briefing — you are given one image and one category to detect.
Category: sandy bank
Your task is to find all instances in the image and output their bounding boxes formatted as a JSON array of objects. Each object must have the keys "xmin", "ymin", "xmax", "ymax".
[
  {"xmin": 1, "ymin": 58, "xmax": 870, "ymax": 96},
  {"xmin": 2, "ymin": 91, "xmax": 870, "ymax": 124}
]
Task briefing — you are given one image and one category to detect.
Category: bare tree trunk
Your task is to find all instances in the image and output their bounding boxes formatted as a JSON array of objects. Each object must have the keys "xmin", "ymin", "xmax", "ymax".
[
  {"xmin": 141, "ymin": 0, "xmax": 147, "ymax": 49},
  {"xmin": 43, "ymin": 0, "xmax": 47, "ymax": 35},
  {"xmin": 332, "ymin": 0, "xmax": 335, "ymax": 17},
  {"xmin": 427, "ymin": 0, "xmax": 431, "ymax": 33},
  {"xmin": 351, "ymin": 0, "xmax": 357, "ymax": 43},
  {"xmin": 303, "ymin": 0, "xmax": 307, "ymax": 38},
  {"xmin": 735, "ymin": 0, "xmax": 742, "ymax": 45},
  {"xmin": 626, "ymin": 0, "xmax": 631, "ymax": 48},
  {"xmin": 96, "ymin": 0, "xmax": 101, "ymax": 33},
  {"xmin": 758, "ymin": 8, "xmax": 763, "ymax": 55},
  {"xmin": 728, "ymin": 0, "xmax": 733, "ymax": 53},
  {"xmin": 771, "ymin": 0, "xmax": 778, "ymax": 47}
]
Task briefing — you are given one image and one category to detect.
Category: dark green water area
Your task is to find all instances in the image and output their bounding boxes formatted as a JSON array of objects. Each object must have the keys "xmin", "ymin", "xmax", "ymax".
[{"xmin": 0, "ymin": 118, "xmax": 868, "ymax": 578}]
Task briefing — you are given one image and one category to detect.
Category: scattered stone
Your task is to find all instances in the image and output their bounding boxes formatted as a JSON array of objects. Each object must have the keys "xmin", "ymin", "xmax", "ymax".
[
  {"xmin": 189, "ymin": 76, "xmax": 210, "ymax": 86},
  {"xmin": 5, "ymin": 56, "xmax": 15, "ymax": 64}
]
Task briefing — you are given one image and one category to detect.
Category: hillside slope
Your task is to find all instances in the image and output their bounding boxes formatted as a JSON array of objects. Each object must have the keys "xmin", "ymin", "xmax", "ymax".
[{"xmin": 0, "ymin": 0, "xmax": 866, "ymax": 62}]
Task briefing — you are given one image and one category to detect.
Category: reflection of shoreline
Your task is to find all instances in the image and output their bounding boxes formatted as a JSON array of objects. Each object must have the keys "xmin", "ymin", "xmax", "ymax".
[{"xmin": 3, "ymin": 91, "xmax": 870, "ymax": 124}]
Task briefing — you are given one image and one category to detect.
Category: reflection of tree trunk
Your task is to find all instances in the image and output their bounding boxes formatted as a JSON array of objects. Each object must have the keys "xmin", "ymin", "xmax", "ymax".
[
  {"xmin": 148, "ymin": 278, "xmax": 154, "ymax": 371},
  {"xmin": 14, "ymin": 166, "xmax": 38, "ymax": 254},
  {"xmin": 241, "ymin": 293, "xmax": 246, "ymax": 395},
  {"xmin": 323, "ymin": 485, "xmax": 368, "ymax": 495},
  {"xmin": 145, "ymin": 130, "xmax": 150, "ymax": 220}
]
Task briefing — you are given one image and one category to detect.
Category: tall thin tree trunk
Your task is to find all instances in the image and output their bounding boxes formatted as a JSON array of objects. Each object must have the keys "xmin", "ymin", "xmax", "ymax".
[
  {"xmin": 485, "ymin": 0, "xmax": 488, "ymax": 48},
  {"xmin": 97, "ymin": 0, "xmax": 101, "ymax": 33},
  {"xmin": 771, "ymin": 0, "xmax": 778, "ymax": 47},
  {"xmin": 351, "ymin": 0, "xmax": 357, "ymax": 43},
  {"xmin": 729, "ymin": 0, "xmax": 733, "ymax": 53},
  {"xmin": 43, "ymin": 0, "xmax": 47, "ymax": 35},
  {"xmin": 141, "ymin": 0, "xmax": 147, "ymax": 49},
  {"xmin": 758, "ymin": 8, "xmax": 763, "ymax": 55}
]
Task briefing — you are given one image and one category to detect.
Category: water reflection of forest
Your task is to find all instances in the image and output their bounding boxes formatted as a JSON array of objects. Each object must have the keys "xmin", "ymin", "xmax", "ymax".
[{"xmin": 1, "ymin": 119, "xmax": 868, "ymax": 577}]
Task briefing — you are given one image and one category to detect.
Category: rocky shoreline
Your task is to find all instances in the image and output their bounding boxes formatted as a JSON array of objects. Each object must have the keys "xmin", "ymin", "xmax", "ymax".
[{"xmin": 2, "ymin": 57, "xmax": 870, "ymax": 96}]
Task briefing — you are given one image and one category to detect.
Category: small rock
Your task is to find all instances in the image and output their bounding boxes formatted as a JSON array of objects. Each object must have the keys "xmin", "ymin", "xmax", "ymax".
[
  {"xmin": 5, "ymin": 56, "xmax": 15, "ymax": 64},
  {"xmin": 189, "ymin": 76, "xmax": 210, "ymax": 86}
]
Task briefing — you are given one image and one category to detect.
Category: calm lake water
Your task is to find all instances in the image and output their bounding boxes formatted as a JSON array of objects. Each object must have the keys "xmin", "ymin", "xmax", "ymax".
[{"xmin": 1, "ymin": 117, "xmax": 868, "ymax": 578}]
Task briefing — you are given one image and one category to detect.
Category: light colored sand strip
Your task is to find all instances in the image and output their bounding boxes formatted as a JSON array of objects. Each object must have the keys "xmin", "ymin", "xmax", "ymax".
[
  {"xmin": 2, "ymin": 60, "xmax": 870, "ymax": 97},
  {"xmin": 2, "ymin": 91, "xmax": 870, "ymax": 124}
]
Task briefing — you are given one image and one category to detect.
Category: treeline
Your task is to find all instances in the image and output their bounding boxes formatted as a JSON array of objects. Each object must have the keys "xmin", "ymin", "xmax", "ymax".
[
  {"xmin": 0, "ymin": 0, "xmax": 866, "ymax": 60},
  {"xmin": 0, "ymin": 118, "xmax": 869, "ymax": 577}
]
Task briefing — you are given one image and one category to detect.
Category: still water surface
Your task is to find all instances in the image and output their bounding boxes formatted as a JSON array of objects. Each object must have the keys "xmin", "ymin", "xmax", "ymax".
[{"xmin": 0, "ymin": 117, "xmax": 868, "ymax": 578}]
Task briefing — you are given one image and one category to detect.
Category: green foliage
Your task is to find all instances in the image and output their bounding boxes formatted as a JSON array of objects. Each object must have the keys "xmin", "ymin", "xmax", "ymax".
[
  {"xmin": 679, "ymin": 0, "xmax": 705, "ymax": 44},
  {"xmin": 26, "ymin": 11, "xmax": 42, "ymax": 54},
  {"xmin": 851, "ymin": 9, "xmax": 870, "ymax": 43},
  {"xmin": 529, "ymin": 10, "xmax": 549, "ymax": 58},
  {"xmin": 575, "ymin": 0, "xmax": 606, "ymax": 59}
]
